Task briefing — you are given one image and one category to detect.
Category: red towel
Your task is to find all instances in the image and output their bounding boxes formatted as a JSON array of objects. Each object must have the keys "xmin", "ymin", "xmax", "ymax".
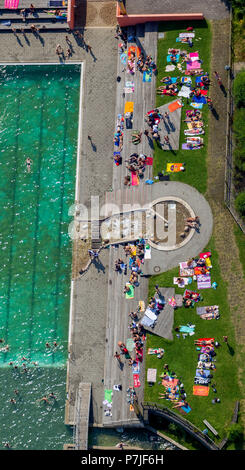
[
  {"xmin": 145, "ymin": 157, "xmax": 153, "ymax": 165},
  {"xmin": 133, "ymin": 374, "xmax": 141, "ymax": 388}
]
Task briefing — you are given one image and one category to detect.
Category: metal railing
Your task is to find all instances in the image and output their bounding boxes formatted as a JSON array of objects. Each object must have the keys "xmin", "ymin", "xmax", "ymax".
[{"xmin": 141, "ymin": 402, "xmax": 220, "ymax": 450}]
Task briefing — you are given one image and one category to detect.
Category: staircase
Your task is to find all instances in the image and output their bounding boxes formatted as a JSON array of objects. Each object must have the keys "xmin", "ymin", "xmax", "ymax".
[{"xmin": 0, "ymin": 6, "xmax": 69, "ymax": 31}]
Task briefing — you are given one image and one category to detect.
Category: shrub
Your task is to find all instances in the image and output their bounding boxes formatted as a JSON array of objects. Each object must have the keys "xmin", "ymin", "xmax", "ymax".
[
  {"xmin": 233, "ymin": 108, "xmax": 245, "ymax": 144},
  {"xmin": 235, "ymin": 192, "xmax": 245, "ymax": 217},
  {"xmin": 227, "ymin": 422, "xmax": 244, "ymax": 443},
  {"xmin": 233, "ymin": 71, "xmax": 245, "ymax": 108}
]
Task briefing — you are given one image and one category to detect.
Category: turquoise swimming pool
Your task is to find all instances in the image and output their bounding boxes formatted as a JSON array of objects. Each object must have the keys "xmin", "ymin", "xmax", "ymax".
[{"xmin": 0, "ymin": 64, "xmax": 81, "ymax": 448}]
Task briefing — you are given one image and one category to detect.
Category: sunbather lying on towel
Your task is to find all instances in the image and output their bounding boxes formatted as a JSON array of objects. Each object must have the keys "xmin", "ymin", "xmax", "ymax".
[
  {"xmin": 185, "ymin": 69, "xmax": 204, "ymax": 76},
  {"xmin": 131, "ymin": 130, "xmax": 142, "ymax": 145},
  {"xmin": 195, "ymin": 338, "xmax": 214, "ymax": 346},
  {"xmin": 200, "ymin": 312, "xmax": 220, "ymax": 320}
]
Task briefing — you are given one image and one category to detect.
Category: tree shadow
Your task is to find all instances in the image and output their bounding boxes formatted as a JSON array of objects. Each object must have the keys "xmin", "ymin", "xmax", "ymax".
[{"xmin": 211, "ymin": 107, "xmax": 219, "ymax": 120}]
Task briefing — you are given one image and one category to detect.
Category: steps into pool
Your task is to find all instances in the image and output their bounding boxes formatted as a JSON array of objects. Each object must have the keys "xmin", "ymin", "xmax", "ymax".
[{"xmin": 0, "ymin": 7, "xmax": 69, "ymax": 31}]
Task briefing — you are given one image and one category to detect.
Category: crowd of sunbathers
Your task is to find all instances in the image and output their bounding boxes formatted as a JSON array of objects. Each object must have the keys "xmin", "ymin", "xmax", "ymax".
[{"xmin": 136, "ymin": 53, "xmax": 157, "ymax": 73}]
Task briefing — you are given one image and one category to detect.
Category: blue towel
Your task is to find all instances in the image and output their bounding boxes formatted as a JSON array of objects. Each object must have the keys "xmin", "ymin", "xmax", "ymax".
[
  {"xmin": 167, "ymin": 54, "xmax": 180, "ymax": 63},
  {"xmin": 143, "ymin": 70, "xmax": 152, "ymax": 82},
  {"xmin": 192, "ymin": 95, "xmax": 207, "ymax": 104}
]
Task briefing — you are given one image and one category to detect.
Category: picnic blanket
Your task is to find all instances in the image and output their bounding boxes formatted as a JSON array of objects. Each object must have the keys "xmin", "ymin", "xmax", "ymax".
[
  {"xmin": 189, "ymin": 52, "xmax": 199, "ymax": 61},
  {"xmin": 180, "ymin": 76, "xmax": 192, "ymax": 86},
  {"xmin": 197, "ymin": 306, "xmax": 219, "ymax": 315},
  {"xmin": 182, "ymin": 143, "xmax": 202, "ymax": 150},
  {"xmin": 180, "ymin": 325, "xmax": 195, "ymax": 335},
  {"xmin": 126, "ymin": 338, "xmax": 135, "ymax": 352},
  {"xmin": 167, "ymin": 163, "xmax": 184, "ymax": 173},
  {"xmin": 165, "ymin": 64, "xmax": 176, "ymax": 72},
  {"xmin": 132, "ymin": 362, "xmax": 140, "ymax": 374},
  {"xmin": 187, "ymin": 61, "xmax": 201, "ymax": 71},
  {"xmin": 192, "ymin": 94, "xmax": 207, "ymax": 104},
  {"xmin": 168, "ymin": 100, "xmax": 183, "ymax": 113},
  {"xmin": 190, "ymin": 102, "xmax": 203, "ymax": 109},
  {"xmin": 196, "ymin": 369, "xmax": 211, "ymax": 378},
  {"xmin": 173, "ymin": 276, "xmax": 190, "ymax": 286},
  {"xmin": 140, "ymin": 315, "xmax": 155, "ymax": 328},
  {"xmin": 184, "ymin": 128, "xmax": 204, "ymax": 136},
  {"xmin": 167, "ymin": 54, "xmax": 180, "ymax": 63},
  {"xmin": 197, "ymin": 274, "xmax": 211, "ymax": 289},
  {"xmin": 193, "ymin": 385, "xmax": 209, "ymax": 396},
  {"xmin": 148, "ymin": 348, "xmax": 164, "ymax": 357},
  {"xmin": 179, "ymin": 267, "xmax": 194, "ymax": 277},
  {"xmin": 187, "ymin": 121, "xmax": 203, "ymax": 129},
  {"xmin": 179, "ymin": 32, "xmax": 195, "ymax": 38},
  {"xmin": 178, "ymin": 85, "xmax": 192, "ymax": 98},
  {"xmin": 144, "ymin": 308, "xmax": 158, "ymax": 322},
  {"xmin": 147, "ymin": 368, "xmax": 157, "ymax": 383}
]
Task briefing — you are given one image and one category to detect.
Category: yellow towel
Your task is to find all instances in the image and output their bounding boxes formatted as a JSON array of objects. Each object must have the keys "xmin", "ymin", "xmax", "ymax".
[{"xmin": 124, "ymin": 101, "xmax": 134, "ymax": 113}]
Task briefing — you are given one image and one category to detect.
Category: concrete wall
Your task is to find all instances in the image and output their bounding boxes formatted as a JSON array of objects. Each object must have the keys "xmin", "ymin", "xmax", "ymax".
[
  {"xmin": 116, "ymin": 3, "xmax": 204, "ymax": 27},
  {"xmin": 67, "ymin": 0, "xmax": 75, "ymax": 30}
]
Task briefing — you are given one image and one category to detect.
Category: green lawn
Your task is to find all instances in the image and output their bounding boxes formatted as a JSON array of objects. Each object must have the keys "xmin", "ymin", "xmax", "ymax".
[
  {"xmin": 144, "ymin": 236, "xmax": 240, "ymax": 443},
  {"xmin": 153, "ymin": 20, "xmax": 212, "ymax": 194}
]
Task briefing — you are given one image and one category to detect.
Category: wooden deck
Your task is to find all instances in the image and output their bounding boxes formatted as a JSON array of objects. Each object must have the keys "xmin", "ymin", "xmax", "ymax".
[
  {"xmin": 74, "ymin": 383, "xmax": 91, "ymax": 449},
  {"xmin": 140, "ymin": 288, "xmax": 175, "ymax": 340},
  {"xmin": 102, "ymin": 23, "xmax": 158, "ymax": 428}
]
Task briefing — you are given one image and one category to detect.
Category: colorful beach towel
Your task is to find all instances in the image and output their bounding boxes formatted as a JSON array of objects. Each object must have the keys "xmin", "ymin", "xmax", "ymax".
[
  {"xmin": 166, "ymin": 163, "xmax": 184, "ymax": 173},
  {"xmin": 197, "ymin": 274, "xmax": 211, "ymax": 289},
  {"xmin": 193, "ymin": 385, "xmax": 209, "ymax": 396},
  {"xmin": 124, "ymin": 101, "xmax": 134, "ymax": 114},
  {"xmin": 104, "ymin": 389, "xmax": 113, "ymax": 403},
  {"xmin": 143, "ymin": 70, "xmax": 152, "ymax": 82},
  {"xmin": 131, "ymin": 172, "xmax": 139, "ymax": 186},
  {"xmin": 187, "ymin": 61, "xmax": 201, "ymax": 71},
  {"xmin": 125, "ymin": 284, "xmax": 134, "ymax": 299}
]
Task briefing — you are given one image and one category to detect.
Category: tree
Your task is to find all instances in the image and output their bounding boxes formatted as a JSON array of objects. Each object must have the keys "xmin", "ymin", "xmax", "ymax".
[{"xmin": 235, "ymin": 192, "xmax": 245, "ymax": 217}]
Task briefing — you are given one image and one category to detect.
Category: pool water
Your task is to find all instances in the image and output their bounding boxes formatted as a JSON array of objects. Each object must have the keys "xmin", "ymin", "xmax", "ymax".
[{"xmin": 0, "ymin": 64, "xmax": 81, "ymax": 448}]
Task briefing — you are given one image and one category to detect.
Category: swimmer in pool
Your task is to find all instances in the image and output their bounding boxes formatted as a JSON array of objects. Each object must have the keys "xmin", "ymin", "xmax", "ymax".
[{"xmin": 26, "ymin": 157, "xmax": 32, "ymax": 173}]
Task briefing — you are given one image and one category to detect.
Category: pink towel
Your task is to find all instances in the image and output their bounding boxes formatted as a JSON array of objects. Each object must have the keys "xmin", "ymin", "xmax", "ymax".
[
  {"xmin": 189, "ymin": 52, "xmax": 199, "ymax": 61},
  {"xmin": 131, "ymin": 172, "xmax": 139, "ymax": 186},
  {"xmin": 5, "ymin": 0, "xmax": 19, "ymax": 8},
  {"xmin": 187, "ymin": 61, "xmax": 201, "ymax": 71}
]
